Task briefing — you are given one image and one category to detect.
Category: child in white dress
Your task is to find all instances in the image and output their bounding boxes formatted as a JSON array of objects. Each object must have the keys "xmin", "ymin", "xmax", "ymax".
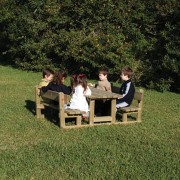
[{"xmin": 66, "ymin": 74, "xmax": 91, "ymax": 115}]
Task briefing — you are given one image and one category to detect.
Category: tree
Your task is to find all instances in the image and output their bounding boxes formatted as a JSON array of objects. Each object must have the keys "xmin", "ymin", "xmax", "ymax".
[{"xmin": 0, "ymin": 0, "xmax": 179, "ymax": 92}]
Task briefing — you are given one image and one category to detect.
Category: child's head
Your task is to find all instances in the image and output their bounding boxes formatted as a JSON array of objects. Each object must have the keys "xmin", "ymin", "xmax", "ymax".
[
  {"xmin": 120, "ymin": 67, "xmax": 133, "ymax": 81},
  {"xmin": 42, "ymin": 68, "xmax": 54, "ymax": 82},
  {"xmin": 98, "ymin": 67, "xmax": 109, "ymax": 81},
  {"xmin": 74, "ymin": 74, "xmax": 87, "ymax": 91},
  {"xmin": 53, "ymin": 70, "xmax": 67, "ymax": 85}
]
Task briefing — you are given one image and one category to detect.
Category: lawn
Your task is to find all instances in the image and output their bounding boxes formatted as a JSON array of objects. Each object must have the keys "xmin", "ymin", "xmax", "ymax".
[{"xmin": 0, "ymin": 65, "xmax": 179, "ymax": 179}]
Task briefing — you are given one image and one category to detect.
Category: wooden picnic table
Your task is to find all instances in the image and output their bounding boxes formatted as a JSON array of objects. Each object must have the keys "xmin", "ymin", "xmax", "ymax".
[{"xmin": 87, "ymin": 87, "xmax": 122, "ymax": 125}]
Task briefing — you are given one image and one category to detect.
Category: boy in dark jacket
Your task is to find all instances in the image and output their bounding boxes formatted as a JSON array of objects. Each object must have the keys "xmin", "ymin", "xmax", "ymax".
[{"xmin": 116, "ymin": 67, "xmax": 135, "ymax": 108}]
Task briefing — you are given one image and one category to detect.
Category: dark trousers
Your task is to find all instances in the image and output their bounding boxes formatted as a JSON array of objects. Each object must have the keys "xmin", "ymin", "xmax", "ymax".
[{"xmin": 95, "ymin": 100, "xmax": 111, "ymax": 116}]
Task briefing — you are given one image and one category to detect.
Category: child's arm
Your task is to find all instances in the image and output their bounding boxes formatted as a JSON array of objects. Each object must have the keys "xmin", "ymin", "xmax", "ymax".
[
  {"xmin": 119, "ymin": 82, "xmax": 135, "ymax": 102},
  {"xmin": 60, "ymin": 85, "xmax": 72, "ymax": 95},
  {"xmin": 41, "ymin": 82, "xmax": 51, "ymax": 92},
  {"xmin": 84, "ymin": 86, "xmax": 92, "ymax": 96},
  {"xmin": 88, "ymin": 83, "xmax": 95, "ymax": 87}
]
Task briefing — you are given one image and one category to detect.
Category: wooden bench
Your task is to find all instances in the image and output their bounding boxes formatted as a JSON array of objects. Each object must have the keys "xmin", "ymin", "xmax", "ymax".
[
  {"xmin": 112, "ymin": 86, "xmax": 144, "ymax": 123},
  {"xmin": 35, "ymin": 86, "xmax": 86, "ymax": 128}
]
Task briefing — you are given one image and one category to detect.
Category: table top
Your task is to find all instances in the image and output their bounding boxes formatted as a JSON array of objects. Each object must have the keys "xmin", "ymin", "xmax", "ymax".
[{"xmin": 88, "ymin": 87, "xmax": 122, "ymax": 99}]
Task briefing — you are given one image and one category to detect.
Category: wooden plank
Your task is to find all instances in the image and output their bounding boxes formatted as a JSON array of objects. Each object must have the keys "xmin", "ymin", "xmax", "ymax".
[
  {"xmin": 42, "ymin": 102, "xmax": 59, "ymax": 110},
  {"xmin": 115, "ymin": 121, "xmax": 141, "ymax": 125},
  {"xmin": 88, "ymin": 87, "xmax": 122, "ymax": 99},
  {"xmin": 120, "ymin": 106, "xmax": 139, "ymax": 112},
  {"xmin": 65, "ymin": 114, "xmax": 82, "ymax": 118},
  {"xmin": 89, "ymin": 100, "xmax": 95, "ymax": 125},
  {"xmin": 111, "ymin": 99, "xmax": 116, "ymax": 124},
  {"xmin": 35, "ymin": 86, "xmax": 44, "ymax": 119},
  {"xmin": 93, "ymin": 116, "xmax": 112, "ymax": 122},
  {"xmin": 63, "ymin": 94, "xmax": 71, "ymax": 104},
  {"xmin": 41, "ymin": 90, "xmax": 59, "ymax": 101},
  {"xmin": 65, "ymin": 109, "xmax": 85, "ymax": 115},
  {"xmin": 62, "ymin": 123, "xmax": 113, "ymax": 129},
  {"xmin": 37, "ymin": 104, "xmax": 45, "ymax": 109},
  {"xmin": 134, "ymin": 91, "xmax": 143, "ymax": 101}
]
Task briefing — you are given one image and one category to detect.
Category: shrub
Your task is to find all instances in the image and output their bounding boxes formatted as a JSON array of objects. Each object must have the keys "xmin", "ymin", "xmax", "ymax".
[{"xmin": 0, "ymin": 0, "xmax": 179, "ymax": 92}]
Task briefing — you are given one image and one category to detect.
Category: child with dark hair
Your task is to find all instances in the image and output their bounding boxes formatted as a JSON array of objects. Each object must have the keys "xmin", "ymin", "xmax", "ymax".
[
  {"xmin": 88, "ymin": 67, "xmax": 111, "ymax": 116},
  {"xmin": 39, "ymin": 68, "xmax": 54, "ymax": 87},
  {"xmin": 116, "ymin": 67, "xmax": 135, "ymax": 108},
  {"xmin": 41, "ymin": 70, "xmax": 71, "ymax": 95},
  {"xmin": 95, "ymin": 67, "xmax": 112, "ymax": 92},
  {"xmin": 88, "ymin": 67, "xmax": 111, "ymax": 91},
  {"xmin": 66, "ymin": 74, "xmax": 91, "ymax": 114}
]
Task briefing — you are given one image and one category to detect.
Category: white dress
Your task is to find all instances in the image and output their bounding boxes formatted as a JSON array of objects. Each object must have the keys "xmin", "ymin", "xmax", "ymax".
[{"xmin": 68, "ymin": 85, "xmax": 91, "ymax": 112}]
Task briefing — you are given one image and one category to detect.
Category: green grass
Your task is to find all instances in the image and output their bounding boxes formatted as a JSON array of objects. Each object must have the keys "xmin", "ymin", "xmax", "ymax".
[{"xmin": 0, "ymin": 65, "xmax": 179, "ymax": 179}]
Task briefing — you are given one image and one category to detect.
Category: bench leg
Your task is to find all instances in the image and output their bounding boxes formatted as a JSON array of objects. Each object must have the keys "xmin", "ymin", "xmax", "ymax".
[
  {"xmin": 59, "ymin": 112, "xmax": 65, "ymax": 128},
  {"xmin": 111, "ymin": 99, "xmax": 116, "ymax": 124},
  {"xmin": 136, "ymin": 110, "xmax": 142, "ymax": 122},
  {"xmin": 36, "ymin": 108, "xmax": 41, "ymax": 118},
  {"xmin": 35, "ymin": 86, "xmax": 44, "ymax": 119},
  {"xmin": 76, "ymin": 116, "xmax": 81, "ymax": 127},
  {"xmin": 89, "ymin": 100, "xmax": 95, "ymax": 125},
  {"xmin": 122, "ymin": 113, "xmax": 128, "ymax": 122},
  {"xmin": 36, "ymin": 105, "xmax": 44, "ymax": 119}
]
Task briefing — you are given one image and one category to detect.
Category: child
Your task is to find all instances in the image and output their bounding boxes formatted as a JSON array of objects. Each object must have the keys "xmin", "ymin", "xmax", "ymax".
[
  {"xmin": 116, "ymin": 67, "xmax": 135, "ymax": 108},
  {"xmin": 88, "ymin": 67, "xmax": 111, "ymax": 92},
  {"xmin": 89, "ymin": 67, "xmax": 111, "ymax": 116},
  {"xmin": 39, "ymin": 68, "xmax": 54, "ymax": 87},
  {"xmin": 66, "ymin": 74, "xmax": 91, "ymax": 115},
  {"xmin": 41, "ymin": 70, "xmax": 71, "ymax": 95}
]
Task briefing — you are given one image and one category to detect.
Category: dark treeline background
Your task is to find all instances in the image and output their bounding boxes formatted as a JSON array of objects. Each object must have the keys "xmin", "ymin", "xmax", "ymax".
[{"xmin": 0, "ymin": 0, "xmax": 179, "ymax": 92}]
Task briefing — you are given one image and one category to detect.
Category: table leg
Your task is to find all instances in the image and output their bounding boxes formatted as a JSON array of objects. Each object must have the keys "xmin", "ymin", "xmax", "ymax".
[
  {"xmin": 89, "ymin": 99, "xmax": 95, "ymax": 125},
  {"xmin": 111, "ymin": 99, "xmax": 116, "ymax": 124}
]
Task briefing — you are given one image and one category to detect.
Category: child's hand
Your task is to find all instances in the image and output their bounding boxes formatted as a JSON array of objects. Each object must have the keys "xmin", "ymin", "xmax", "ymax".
[{"xmin": 88, "ymin": 83, "xmax": 95, "ymax": 87}]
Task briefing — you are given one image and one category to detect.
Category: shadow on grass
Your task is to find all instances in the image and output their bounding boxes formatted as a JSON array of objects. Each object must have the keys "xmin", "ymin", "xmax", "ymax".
[
  {"xmin": 25, "ymin": 100, "xmax": 36, "ymax": 115},
  {"xmin": 43, "ymin": 108, "xmax": 59, "ymax": 127},
  {"xmin": 24, "ymin": 100, "xmax": 59, "ymax": 127}
]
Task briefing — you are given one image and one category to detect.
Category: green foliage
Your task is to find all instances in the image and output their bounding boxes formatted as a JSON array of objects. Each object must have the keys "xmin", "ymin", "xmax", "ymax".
[
  {"xmin": 139, "ymin": 1, "xmax": 180, "ymax": 92},
  {"xmin": 0, "ymin": 0, "xmax": 179, "ymax": 92}
]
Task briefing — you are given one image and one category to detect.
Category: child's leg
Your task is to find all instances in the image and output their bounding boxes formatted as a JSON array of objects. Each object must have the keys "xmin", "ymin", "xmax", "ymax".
[
  {"xmin": 102, "ymin": 100, "xmax": 111, "ymax": 116},
  {"xmin": 95, "ymin": 100, "xmax": 104, "ymax": 115},
  {"xmin": 116, "ymin": 99, "xmax": 129, "ymax": 108}
]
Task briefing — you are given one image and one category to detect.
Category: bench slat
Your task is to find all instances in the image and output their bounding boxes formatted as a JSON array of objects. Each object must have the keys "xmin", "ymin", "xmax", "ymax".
[
  {"xmin": 42, "ymin": 102, "xmax": 59, "ymax": 110},
  {"xmin": 41, "ymin": 90, "xmax": 59, "ymax": 101},
  {"xmin": 134, "ymin": 92, "xmax": 143, "ymax": 101},
  {"xmin": 65, "ymin": 109, "xmax": 85, "ymax": 115},
  {"xmin": 89, "ymin": 87, "xmax": 122, "ymax": 99},
  {"xmin": 93, "ymin": 116, "xmax": 112, "ymax": 122},
  {"xmin": 120, "ymin": 106, "xmax": 139, "ymax": 112}
]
